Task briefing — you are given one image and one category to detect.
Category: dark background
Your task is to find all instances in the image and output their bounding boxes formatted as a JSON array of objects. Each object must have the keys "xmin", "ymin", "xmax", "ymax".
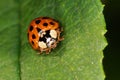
[{"xmin": 102, "ymin": 0, "xmax": 120, "ymax": 80}]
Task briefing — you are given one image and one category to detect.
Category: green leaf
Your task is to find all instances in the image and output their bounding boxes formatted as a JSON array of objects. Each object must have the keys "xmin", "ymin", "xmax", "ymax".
[
  {"xmin": 0, "ymin": 0, "xmax": 20, "ymax": 80},
  {"xmin": 20, "ymin": 0, "xmax": 107, "ymax": 80},
  {"xmin": 0, "ymin": 0, "xmax": 107, "ymax": 80}
]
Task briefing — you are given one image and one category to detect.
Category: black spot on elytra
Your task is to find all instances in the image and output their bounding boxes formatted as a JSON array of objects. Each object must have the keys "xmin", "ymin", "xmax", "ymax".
[
  {"xmin": 29, "ymin": 26, "xmax": 33, "ymax": 31},
  {"xmin": 43, "ymin": 23, "xmax": 48, "ymax": 26},
  {"xmin": 35, "ymin": 20, "xmax": 41, "ymax": 24},
  {"xmin": 42, "ymin": 17, "xmax": 49, "ymax": 19},
  {"xmin": 32, "ymin": 41, "xmax": 34, "ymax": 45},
  {"xmin": 36, "ymin": 27, "xmax": 41, "ymax": 32},
  {"xmin": 32, "ymin": 34, "xmax": 36, "ymax": 39},
  {"xmin": 44, "ymin": 30, "xmax": 51, "ymax": 37},
  {"xmin": 50, "ymin": 22, "xmax": 54, "ymax": 25},
  {"xmin": 39, "ymin": 37, "xmax": 46, "ymax": 43}
]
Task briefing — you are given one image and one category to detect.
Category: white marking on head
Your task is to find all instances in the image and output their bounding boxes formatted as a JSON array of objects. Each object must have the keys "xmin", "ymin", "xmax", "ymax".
[
  {"xmin": 50, "ymin": 30, "xmax": 57, "ymax": 38},
  {"xmin": 38, "ymin": 41, "xmax": 47, "ymax": 48},
  {"xmin": 46, "ymin": 37, "xmax": 51, "ymax": 43},
  {"xmin": 46, "ymin": 38, "xmax": 56, "ymax": 47},
  {"xmin": 38, "ymin": 30, "xmax": 46, "ymax": 37}
]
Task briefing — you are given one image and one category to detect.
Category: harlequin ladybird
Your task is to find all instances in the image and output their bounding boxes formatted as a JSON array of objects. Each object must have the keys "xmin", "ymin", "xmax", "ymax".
[{"xmin": 27, "ymin": 17, "xmax": 63, "ymax": 54}]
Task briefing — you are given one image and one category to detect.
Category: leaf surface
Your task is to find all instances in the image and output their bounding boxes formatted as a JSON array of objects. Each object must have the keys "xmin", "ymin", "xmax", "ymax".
[
  {"xmin": 0, "ymin": 0, "xmax": 20, "ymax": 80},
  {"xmin": 20, "ymin": 0, "xmax": 107, "ymax": 80},
  {"xmin": 0, "ymin": 0, "xmax": 107, "ymax": 80}
]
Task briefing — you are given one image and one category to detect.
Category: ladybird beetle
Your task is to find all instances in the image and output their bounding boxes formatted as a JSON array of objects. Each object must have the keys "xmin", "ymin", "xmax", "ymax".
[{"xmin": 27, "ymin": 17, "xmax": 63, "ymax": 54}]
